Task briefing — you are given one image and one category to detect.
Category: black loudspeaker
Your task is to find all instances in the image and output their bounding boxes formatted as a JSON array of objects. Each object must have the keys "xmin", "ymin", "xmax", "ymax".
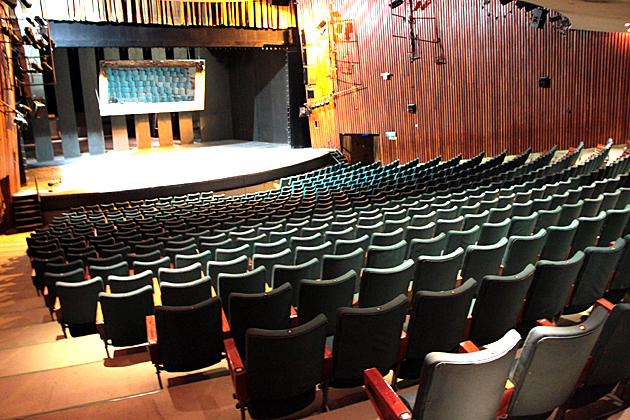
[
  {"xmin": 270, "ymin": 0, "xmax": 290, "ymax": 5},
  {"xmin": 303, "ymin": 68, "xmax": 309, "ymax": 85},
  {"xmin": 530, "ymin": 8, "xmax": 548, "ymax": 29},
  {"xmin": 538, "ymin": 77, "xmax": 551, "ymax": 88}
]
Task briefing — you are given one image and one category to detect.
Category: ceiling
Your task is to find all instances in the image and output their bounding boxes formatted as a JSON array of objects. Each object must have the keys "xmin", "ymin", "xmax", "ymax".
[{"xmin": 526, "ymin": 0, "xmax": 630, "ymax": 32}]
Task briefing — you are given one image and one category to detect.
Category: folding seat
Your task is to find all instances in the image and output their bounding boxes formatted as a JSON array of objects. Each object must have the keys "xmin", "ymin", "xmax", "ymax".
[
  {"xmin": 444, "ymin": 225, "xmax": 480, "ymax": 255},
  {"xmin": 580, "ymin": 194, "xmax": 603, "ymax": 217},
  {"xmin": 358, "ymin": 259, "xmax": 414, "ymax": 308},
  {"xmin": 251, "ymin": 248, "xmax": 292, "ymax": 286},
  {"xmin": 606, "ymin": 234, "xmax": 630, "ymax": 303},
  {"xmin": 157, "ymin": 262, "xmax": 202, "ymax": 283},
  {"xmin": 272, "ymin": 258, "xmax": 320, "ymax": 307},
  {"xmin": 32, "ymin": 248, "xmax": 66, "ymax": 261},
  {"xmin": 88, "ymin": 261, "xmax": 129, "ymax": 284},
  {"xmin": 539, "ymin": 219, "xmax": 579, "ymax": 261},
  {"xmin": 506, "ymin": 212, "xmax": 538, "ymax": 237},
  {"xmin": 56, "ymin": 277, "xmax": 103, "ymax": 338},
  {"xmin": 218, "ymin": 266, "xmax": 267, "ymax": 316},
  {"xmin": 147, "ymin": 296, "xmax": 224, "ymax": 388},
  {"xmin": 294, "ymin": 241, "xmax": 333, "ymax": 267},
  {"xmin": 268, "ymin": 228, "xmax": 298, "ymax": 244},
  {"xmin": 462, "ymin": 209, "xmax": 489, "ymax": 231},
  {"xmin": 98, "ymin": 244, "xmax": 131, "ymax": 261},
  {"xmin": 406, "ymin": 233, "xmax": 445, "ymax": 261},
  {"xmin": 370, "ymin": 228, "xmax": 404, "ymax": 247},
  {"xmin": 615, "ymin": 187, "xmax": 630, "ymax": 209},
  {"xmin": 109, "ymin": 270, "xmax": 154, "ymax": 293},
  {"xmin": 488, "ymin": 204, "xmax": 512, "ymax": 224},
  {"xmin": 468, "ymin": 264, "xmax": 535, "ymax": 346},
  {"xmin": 598, "ymin": 206, "xmax": 630, "ymax": 246},
  {"xmin": 391, "ymin": 278, "xmax": 478, "ymax": 384},
  {"xmin": 559, "ymin": 302, "xmax": 630, "ymax": 413},
  {"xmin": 501, "ymin": 229, "xmax": 546, "ymax": 276},
  {"xmin": 406, "ymin": 204, "xmax": 430, "ymax": 219},
  {"xmin": 215, "ymin": 244, "xmax": 250, "ymax": 262},
  {"xmin": 549, "ymin": 191, "xmax": 569, "ymax": 209},
  {"xmin": 43, "ymin": 266, "xmax": 86, "ymax": 316},
  {"xmin": 256, "ymin": 224, "xmax": 281, "ymax": 237},
  {"xmin": 324, "ymin": 227, "xmax": 354, "ymax": 244},
  {"xmin": 174, "ymin": 250, "xmax": 212, "ymax": 275},
  {"xmin": 289, "ymin": 233, "xmax": 324, "ymax": 255},
  {"xmin": 565, "ymin": 238, "xmax": 625, "ymax": 314},
  {"xmin": 225, "ymin": 314, "xmax": 328, "ymax": 420},
  {"xmin": 310, "ymin": 216, "xmax": 333, "ymax": 228},
  {"xmin": 206, "ymin": 255, "xmax": 249, "ymax": 293},
  {"xmin": 228, "ymin": 283, "xmax": 293, "ymax": 356},
  {"xmin": 477, "ymin": 218, "xmax": 510, "ymax": 246},
  {"xmin": 458, "ymin": 201, "xmax": 481, "ymax": 218},
  {"xmin": 335, "ymin": 211, "xmax": 358, "ymax": 222},
  {"xmin": 333, "ymin": 234, "xmax": 369, "ymax": 255},
  {"xmin": 504, "ymin": 307, "xmax": 608, "ymax": 419},
  {"xmin": 365, "ymin": 240, "xmax": 407, "ymax": 270},
  {"xmin": 355, "ymin": 221, "xmax": 384, "ymax": 240},
  {"xmin": 132, "ymin": 256, "xmax": 171, "ymax": 279},
  {"xmin": 325, "ymin": 295, "xmax": 407, "ymax": 400},
  {"xmin": 160, "ymin": 277, "xmax": 212, "ymax": 307},
  {"xmin": 570, "ymin": 211, "xmax": 607, "ymax": 256},
  {"xmin": 98, "ymin": 285, "xmax": 154, "ymax": 357},
  {"xmin": 199, "ymin": 238, "xmax": 233, "ymax": 256},
  {"xmin": 478, "ymin": 198, "xmax": 499, "ymax": 214},
  {"xmin": 252, "ymin": 238, "xmax": 288, "ymax": 256},
  {"xmin": 556, "ymin": 200, "xmax": 585, "ymax": 227},
  {"xmin": 411, "ymin": 247, "xmax": 464, "ymax": 295},
  {"xmin": 410, "ymin": 211, "xmax": 437, "ymax": 228},
  {"xmin": 517, "ymin": 252, "xmax": 585, "ymax": 335},
  {"xmin": 460, "ymin": 237, "xmax": 508, "ymax": 291}
]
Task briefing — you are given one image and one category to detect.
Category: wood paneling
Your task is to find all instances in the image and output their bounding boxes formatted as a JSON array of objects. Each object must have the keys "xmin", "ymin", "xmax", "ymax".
[{"xmin": 296, "ymin": 0, "xmax": 630, "ymax": 164}]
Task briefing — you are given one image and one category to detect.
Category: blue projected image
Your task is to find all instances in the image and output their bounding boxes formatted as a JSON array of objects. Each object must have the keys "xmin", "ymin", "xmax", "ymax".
[{"xmin": 107, "ymin": 67, "xmax": 196, "ymax": 104}]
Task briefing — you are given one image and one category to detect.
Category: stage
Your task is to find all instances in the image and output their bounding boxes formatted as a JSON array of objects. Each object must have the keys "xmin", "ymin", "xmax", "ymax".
[{"xmin": 20, "ymin": 141, "xmax": 333, "ymax": 212}]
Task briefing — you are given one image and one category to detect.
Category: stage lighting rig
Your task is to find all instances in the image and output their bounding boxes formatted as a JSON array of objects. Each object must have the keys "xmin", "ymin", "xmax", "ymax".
[{"xmin": 390, "ymin": 0, "xmax": 403, "ymax": 9}]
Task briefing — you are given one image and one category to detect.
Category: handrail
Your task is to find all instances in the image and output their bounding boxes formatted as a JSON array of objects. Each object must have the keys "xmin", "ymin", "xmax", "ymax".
[{"xmin": 34, "ymin": 176, "xmax": 40, "ymax": 201}]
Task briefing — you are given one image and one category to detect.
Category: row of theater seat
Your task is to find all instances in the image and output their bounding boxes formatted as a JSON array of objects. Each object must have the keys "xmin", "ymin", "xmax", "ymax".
[{"xmin": 25, "ymin": 141, "xmax": 630, "ymax": 420}]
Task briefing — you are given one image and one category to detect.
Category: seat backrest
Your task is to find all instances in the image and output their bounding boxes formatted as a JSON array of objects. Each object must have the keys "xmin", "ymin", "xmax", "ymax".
[
  {"xmin": 539, "ymin": 219, "xmax": 579, "ymax": 261},
  {"xmin": 599, "ymin": 206, "xmax": 630, "ymax": 246},
  {"xmin": 610, "ymin": 234, "xmax": 630, "ymax": 292},
  {"xmin": 413, "ymin": 247, "xmax": 464, "ymax": 294},
  {"xmin": 460, "ymin": 237, "xmax": 508, "ymax": 293},
  {"xmin": 218, "ymin": 266, "xmax": 267, "ymax": 316},
  {"xmin": 109, "ymin": 270, "xmax": 154, "ymax": 293},
  {"xmin": 160, "ymin": 276, "xmax": 212, "ymax": 306},
  {"xmin": 507, "ymin": 307, "xmax": 608, "ymax": 417},
  {"xmin": 477, "ymin": 218, "xmax": 510, "ymax": 246},
  {"xmin": 252, "ymin": 248, "xmax": 293, "ymax": 286},
  {"xmin": 321, "ymin": 247, "xmax": 365, "ymax": 290},
  {"xmin": 370, "ymin": 228, "xmax": 404, "ymax": 247},
  {"xmin": 584, "ymin": 303, "xmax": 630, "ymax": 388},
  {"xmin": 332, "ymin": 294, "xmax": 408, "ymax": 387},
  {"xmin": 534, "ymin": 206, "xmax": 562, "ymax": 231},
  {"xmin": 334, "ymin": 234, "xmax": 370, "ymax": 256},
  {"xmin": 206, "ymin": 255, "xmax": 249, "ymax": 293},
  {"xmin": 502, "ymin": 229, "xmax": 547, "ymax": 276},
  {"xmin": 520, "ymin": 252, "xmax": 585, "ymax": 328},
  {"xmin": 557, "ymin": 200, "xmax": 585, "ymax": 227},
  {"xmin": 245, "ymin": 314, "xmax": 328, "ymax": 420},
  {"xmin": 570, "ymin": 211, "xmax": 607, "ymax": 256},
  {"xmin": 272, "ymin": 258, "xmax": 320, "ymax": 307},
  {"xmin": 434, "ymin": 216, "xmax": 464, "ymax": 237},
  {"xmin": 253, "ymin": 238, "xmax": 288, "ymax": 255},
  {"xmin": 132, "ymin": 257, "xmax": 170, "ymax": 279},
  {"xmin": 44, "ymin": 267, "xmax": 86, "ymax": 305},
  {"xmin": 568, "ymin": 238, "xmax": 626, "ymax": 313},
  {"xmin": 407, "ymin": 233, "xmax": 446, "ymax": 260},
  {"xmin": 366, "ymin": 240, "xmax": 407, "ymax": 269},
  {"xmin": 294, "ymin": 241, "xmax": 333, "ymax": 266},
  {"xmin": 99, "ymin": 285, "xmax": 154, "ymax": 346},
  {"xmin": 404, "ymin": 222, "xmax": 435, "ymax": 244},
  {"xmin": 174, "ymin": 250, "xmax": 212, "ymax": 273},
  {"xmin": 469, "ymin": 264, "xmax": 536, "ymax": 346},
  {"xmin": 507, "ymin": 212, "xmax": 539, "ymax": 237},
  {"xmin": 411, "ymin": 329, "xmax": 521, "ymax": 420},
  {"xmin": 158, "ymin": 262, "xmax": 202, "ymax": 284},
  {"xmin": 359, "ymin": 259, "xmax": 414, "ymax": 308},
  {"xmin": 88, "ymin": 261, "xmax": 129, "ymax": 285},
  {"xmin": 444, "ymin": 225, "xmax": 480, "ymax": 255},
  {"xmin": 155, "ymin": 296, "xmax": 224, "ymax": 372},
  {"xmin": 56, "ymin": 277, "xmax": 104, "ymax": 325},
  {"xmin": 399, "ymin": 278, "xmax": 477, "ymax": 380},
  {"xmin": 410, "ymin": 211, "xmax": 437, "ymax": 228},
  {"xmin": 289, "ymin": 233, "xmax": 324, "ymax": 254},
  {"xmin": 298, "ymin": 271, "xmax": 356, "ymax": 336},
  {"xmin": 462, "ymin": 210, "xmax": 489, "ymax": 231},
  {"xmin": 229, "ymin": 283, "xmax": 293, "ymax": 356},
  {"xmin": 199, "ymin": 238, "xmax": 233, "ymax": 255},
  {"xmin": 215, "ymin": 244, "xmax": 251, "ymax": 262}
]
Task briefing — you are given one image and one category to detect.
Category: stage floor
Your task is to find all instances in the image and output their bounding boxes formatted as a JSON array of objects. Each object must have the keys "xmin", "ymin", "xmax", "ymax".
[{"xmin": 20, "ymin": 141, "xmax": 330, "ymax": 198}]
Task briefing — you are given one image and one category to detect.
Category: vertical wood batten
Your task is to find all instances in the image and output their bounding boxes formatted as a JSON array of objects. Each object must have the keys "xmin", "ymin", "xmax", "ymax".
[
  {"xmin": 78, "ymin": 48, "xmax": 105, "ymax": 155},
  {"xmin": 52, "ymin": 48, "xmax": 81, "ymax": 159},
  {"xmin": 128, "ymin": 47, "xmax": 152, "ymax": 150},
  {"xmin": 103, "ymin": 48, "xmax": 130, "ymax": 151}
]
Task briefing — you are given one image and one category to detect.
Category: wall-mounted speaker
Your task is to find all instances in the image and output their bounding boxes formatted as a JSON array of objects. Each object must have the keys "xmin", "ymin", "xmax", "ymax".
[
  {"xmin": 270, "ymin": 0, "xmax": 290, "ymax": 5},
  {"xmin": 530, "ymin": 8, "xmax": 548, "ymax": 29},
  {"xmin": 538, "ymin": 77, "xmax": 551, "ymax": 88}
]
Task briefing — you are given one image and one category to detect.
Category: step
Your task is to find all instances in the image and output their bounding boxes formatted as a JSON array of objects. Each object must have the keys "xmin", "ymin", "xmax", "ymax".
[
  {"xmin": 13, "ymin": 204, "xmax": 40, "ymax": 212},
  {"xmin": 15, "ymin": 215, "xmax": 43, "ymax": 225},
  {"xmin": 16, "ymin": 223, "xmax": 44, "ymax": 232},
  {"xmin": 12, "ymin": 194, "xmax": 39, "ymax": 203},
  {"xmin": 15, "ymin": 209, "xmax": 41, "ymax": 218}
]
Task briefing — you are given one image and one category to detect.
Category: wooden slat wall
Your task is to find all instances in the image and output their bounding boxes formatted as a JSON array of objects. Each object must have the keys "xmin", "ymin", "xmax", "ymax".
[
  {"xmin": 296, "ymin": 0, "xmax": 630, "ymax": 164},
  {"xmin": 0, "ymin": 6, "xmax": 19, "ymax": 197},
  {"xmin": 44, "ymin": 0, "xmax": 296, "ymax": 29}
]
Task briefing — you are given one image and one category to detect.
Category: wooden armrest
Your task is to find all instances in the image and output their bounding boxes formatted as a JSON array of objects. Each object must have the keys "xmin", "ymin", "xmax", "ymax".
[
  {"xmin": 96, "ymin": 301, "xmax": 104, "ymax": 324},
  {"xmin": 594, "ymin": 298, "xmax": 614, "ymax": 313},
  {"xmin": 54, "ymin": 297, "xmax": 61, "ymax": 312},
  {"xmin": 323, "ymin": 345, "xmax": 333, "ymax": 382},
  {"xmin": 456, "ymin": 274, "xmax": 463, "ymax": 288},
  {"xmin": 459, "ymin": 340, "xmax": 480, "ymax": 353},
  {"xmin": 496, "ymin": 379, "xmax": 515, "ymax": 419},
  {"xmin": 224, "ymin": 338, "xmax": 247, "ymax": 401},
  {"xmin": 146, "ymin": 315, "xmax": 160, "ymax": 364},
  {"xmin": 536, "ymin": 318, "xmax": 555, "ymax": 327},
  {"xmin": 364, "ymin": 367, "xmax": 412, "ymax": 420},
  {"xmin": 153, "ymin": 294, "xmax": 162, "ymax": 307},
  {"xmin": 461, "ymin": 314, "xmax": 472, "ymax": 341},
  {"xmin": 290, "ymin": 306, "xmax": 298, "ymax": 328},
  {"xmin": 265, "ymin": 283, "xmax": 271, "ymax": 292},
  {"xmin": 211, "ymin": 285, "xmax": 217, "ymax": 297},
  {"xmin": 105, "ymin": 285, "xmax": 111, "ymax": 293},
  {"xmin": 398, "ymin": 331, "xmax": 408, "ymax": 361},
  {"xmin": 43, "ymin": 286, "xmax": 49, "ymax": 296},
  {"xmin": 352, "ymin": 296, "xmax": 359, "ymax": 308},
  {"xmin": 222, "ymin": 308, "xmax": 231, "ymax": 339},
  {"xmin": 152, "ymin": 278, "xmax": 161, "ymax": 294},
  {"xmin": 54, "ymin": 297, "xmax": 63, "ymax": 323}
]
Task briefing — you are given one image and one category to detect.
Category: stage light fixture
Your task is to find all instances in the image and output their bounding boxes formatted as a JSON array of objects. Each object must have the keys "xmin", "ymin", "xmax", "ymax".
[
  {"xmin": 499, "ymin": 0, "xmax": 513, "ymax": 5},
  {"xmin": 17, "ymin": 103, "xmax": 32, "ymax": 114},
  {"xmin": 34, "ymin": 16, "xmax": 46, "ymax": 26},
  {"xmin": 33, "ymin": 100, "xmax": 45, "ymax": 118},
  {"xmin": 515, "ymin": 1, "xmax": 537, "ymax": 11},
  {"xmin": 390, "ymin": 0, "xmax": 403, "ymax": 9},
  {"xmin": 19, "ymin": 0, "xmax": 32, "ymax": 8},
  {"xmin": 316, "ymin": 19, "xmax": 326, "ymax": 30}
]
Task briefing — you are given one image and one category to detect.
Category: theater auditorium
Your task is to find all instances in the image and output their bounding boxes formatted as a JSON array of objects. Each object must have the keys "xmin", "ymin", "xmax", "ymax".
[{"xmin": 0, "ymin": 0, "xmax": 629, "ymax": 419}]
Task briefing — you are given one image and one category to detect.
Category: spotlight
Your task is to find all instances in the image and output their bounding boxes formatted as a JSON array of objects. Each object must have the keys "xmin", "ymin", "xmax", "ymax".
[
  {"xmin": 41, "ymin": 33, "xmax": 54, "ymax": 48},
  {"xmin": 499, "ymin": 0, "xmax": 513, "ymax": 4},
  {"xmin": 17, "ymin": 103, "xmax": 32, "ymax": 114},
  {"xmin": 515, "ymin": 1, "xmax": 537, "ymax": 11},
  {"xmin": 19, "ymin": 0, "xmax": 32, "ymax": 8},
  {"xmin": 30, "ymin": 61, "xmax": 43, "ymax": 73},
  {"xmin": 390, "ymin": 0, "xmax": 403, "ymax": 9},
  {"xmin": 33, "ymin": 100, "xmax": 45, "ymax": 118},
  {"xmin": 42, "ymin": 61, "xmax": 52, "ymax": 72},
  {"xmin": 34, "ymin": 16, "xmax": 46, "ymax": 26},
  {"xmin": 316, "ymin": 19, "xmax": 326, "ymax": 30},
  {"xmin": 13, "ymin": 113, "xmax": 28, "ymax": 129},
  {"xmin": 529, "ymin": 8, "xmax": 548, "ymax": 29}
]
